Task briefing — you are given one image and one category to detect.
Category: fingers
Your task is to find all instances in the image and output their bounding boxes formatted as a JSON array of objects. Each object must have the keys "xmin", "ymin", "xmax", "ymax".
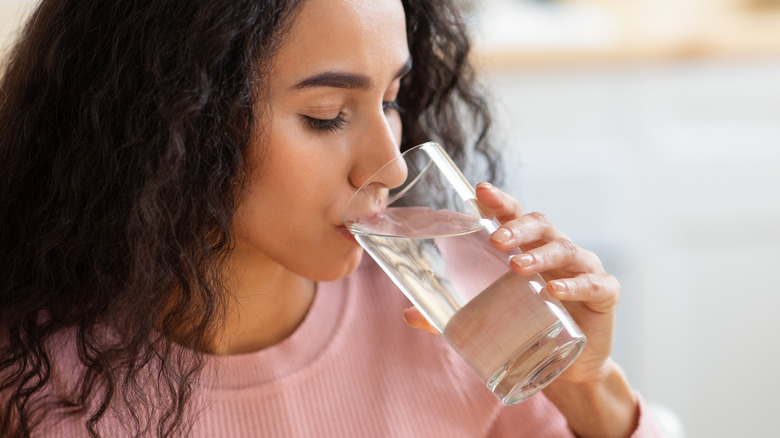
[
  {"xmin": 482, "ymin": 199, "xmax": 603, "ymax": 276},
  {"xmin": 476, "ymin": 182, "xmax": 618, "ymax": 314},
  {"xmin": 476, "ymin": 184, "xmax": 557, "ymax": 252},
  {"xmin": 508, "ymin": 236, "xmax": 604, "ymax": 277},
  {"xmin": 475, "ymin": 182, "xmax": 524, "ymax": 223},
  {"xmin": 403, "ymin": 307, "xmax": 439, "ymax": 335},
  {"xmin": 489, "ymin": 211, "xmax": 564, "ymax": 252},
  {"xmin": 547, "ymin": 273, "xmax": 620, "ymax": 314},
  {"xmin": 488, "ymin": 209, "xmax": 603, "ymax": 275}
]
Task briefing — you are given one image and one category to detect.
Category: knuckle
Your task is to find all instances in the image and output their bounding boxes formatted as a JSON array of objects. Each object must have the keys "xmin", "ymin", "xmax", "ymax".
[
  {"xmin": 527, "ymin": 211, "xmax": 552, "ymax": 226},
  {"xmin": 556, "ymin": 237, "xmax": 578, "ymax": 256},
  {"xmin": 584, "ymin": 273, "xmax": 602, "ymax": 293}
]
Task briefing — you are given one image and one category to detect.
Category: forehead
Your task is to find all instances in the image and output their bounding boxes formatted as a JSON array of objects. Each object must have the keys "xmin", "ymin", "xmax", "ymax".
[{"xmin": 272, "ymin": 0, "xmax": 409, "ymax": 88}]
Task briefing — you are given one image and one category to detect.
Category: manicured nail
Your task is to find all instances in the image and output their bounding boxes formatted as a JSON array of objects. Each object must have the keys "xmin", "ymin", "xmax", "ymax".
[
  {"xmin": 491, "ymin": 228, "xmax": 512, "ymax": 243},
  {"xmin": 548, "ymin": 280, "xmax": 568, "ymax": 294},
  {"xmin": 512, "ymin": 254, "xmax": 534, "ymax": 268},
  {"xmin": 403, "ymin": 308, "xmax": 414, "ymax": 325}
]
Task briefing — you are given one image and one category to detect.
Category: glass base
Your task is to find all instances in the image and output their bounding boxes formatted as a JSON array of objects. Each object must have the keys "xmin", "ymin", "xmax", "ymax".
[{"xmin": 487, "ymin": 321, "xmax": 586, "ymax": 406}]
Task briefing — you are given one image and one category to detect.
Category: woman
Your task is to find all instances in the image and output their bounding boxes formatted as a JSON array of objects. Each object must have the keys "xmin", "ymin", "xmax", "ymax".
[{"xmin": 0, "ymin": 0, "xmax": 662, "ymax": 436}]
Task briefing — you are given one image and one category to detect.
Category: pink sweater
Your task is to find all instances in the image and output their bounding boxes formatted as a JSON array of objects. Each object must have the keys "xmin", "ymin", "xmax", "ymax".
[{"xmin": 39, "ymin": 259, "xmax": 662, "ymax": 437}]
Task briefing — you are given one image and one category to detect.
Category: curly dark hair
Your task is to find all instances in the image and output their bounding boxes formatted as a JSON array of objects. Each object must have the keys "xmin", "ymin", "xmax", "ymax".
[{"xmin": 0, "ymin": 0, "xmax": 497, "ymax": 436}]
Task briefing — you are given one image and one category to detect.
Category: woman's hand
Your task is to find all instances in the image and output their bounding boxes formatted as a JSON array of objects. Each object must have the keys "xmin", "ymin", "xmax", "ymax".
[
  {"xmin": 404, "ymin": 182, "xmax": 639, "ymax": 438},
  {"xmin": 477, "ymin": 182, "xmax": 619, "ymax": 385},
  {"xmin": 404, "ymin": 182, "xmax": 618, "ymax": 380}
]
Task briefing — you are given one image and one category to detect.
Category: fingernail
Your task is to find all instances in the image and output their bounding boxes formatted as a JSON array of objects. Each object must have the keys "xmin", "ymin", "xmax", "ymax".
[
  {"xmin": 512, "ymin": 254, "xmax": 534, "ymax": 268},
  {"xmin": 476, "ymin": 182, "xmax": 494, "ymax": 191},
  {"xmin": 491, "ymin": 228, "xmax": 512, "ymax": 243},
  {"xmin": 549, "ymin": 280, "xmax": 567, "ymax": 293},
  {"xmin": 403, "ymin": 307, "xmax": 417, "ymax": 326}
]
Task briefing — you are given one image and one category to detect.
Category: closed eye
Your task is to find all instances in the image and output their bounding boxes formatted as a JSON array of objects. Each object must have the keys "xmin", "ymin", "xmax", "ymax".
[{"xmin": 303, "ymin": 114, "xmax": 348, "ymax": 133}]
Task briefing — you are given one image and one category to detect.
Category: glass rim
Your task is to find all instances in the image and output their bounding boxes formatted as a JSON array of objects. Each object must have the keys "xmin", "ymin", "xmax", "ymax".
[
  {"xmin": 342, "ymin": 141, "xmax": 442, "ymax": 224},
  {"xmin": 358, "ymin": 140, "xmax": 440, "ymax": 196}
]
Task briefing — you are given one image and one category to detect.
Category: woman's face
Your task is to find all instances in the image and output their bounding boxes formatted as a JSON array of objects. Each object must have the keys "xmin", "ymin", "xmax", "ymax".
[{"xmin": 232, "ymin": 0, "xmax": 411, "ymax": 281}]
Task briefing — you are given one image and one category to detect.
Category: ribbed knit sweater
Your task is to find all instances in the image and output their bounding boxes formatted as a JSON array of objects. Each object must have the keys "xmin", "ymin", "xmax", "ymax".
[{"xmin": 38, "ymin": 259, "xmax": 662, "ymax": 437}]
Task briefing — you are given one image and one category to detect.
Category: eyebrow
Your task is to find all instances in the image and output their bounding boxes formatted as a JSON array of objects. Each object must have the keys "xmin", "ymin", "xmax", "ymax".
[{"xmin": 292, "ymin": 57, "xmax": 413, "ymax": 90}]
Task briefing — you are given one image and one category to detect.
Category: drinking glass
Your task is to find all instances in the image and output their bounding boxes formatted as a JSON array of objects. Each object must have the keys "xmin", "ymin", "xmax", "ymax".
[{"xmin": 342, "ymin": 142, "xmax": 586, "ymax": 405}]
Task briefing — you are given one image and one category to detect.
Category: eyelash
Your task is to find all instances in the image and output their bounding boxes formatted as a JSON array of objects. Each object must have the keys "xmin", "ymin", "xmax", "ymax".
[
  {"xmin": 305, "ymin": 114, "xmax": 348, "ymax": 133},
  {"xmin": 304, "ymin": 101, "xmax": 402, "ymax": 133}
]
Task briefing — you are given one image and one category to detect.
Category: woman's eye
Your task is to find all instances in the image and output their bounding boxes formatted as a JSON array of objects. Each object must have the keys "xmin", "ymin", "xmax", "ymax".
[{"xmin": 304, "ymin": 114, "xmax": 348, "ymax": 133}]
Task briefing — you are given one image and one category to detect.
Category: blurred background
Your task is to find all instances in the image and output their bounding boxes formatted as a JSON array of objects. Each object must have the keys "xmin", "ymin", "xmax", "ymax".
[
  {"xmin": 463, "ymin": 1, "xmax": 780, "ymax": 437},
  {"xmin": 2, "ymin": 0, "xmax": 779, "ymax": 436}
]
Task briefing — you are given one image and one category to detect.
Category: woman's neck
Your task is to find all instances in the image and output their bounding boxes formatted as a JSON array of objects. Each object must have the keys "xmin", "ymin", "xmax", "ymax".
[{"xmin": 212, "ymin": 250, "xmax": 317, "ymax": 355}]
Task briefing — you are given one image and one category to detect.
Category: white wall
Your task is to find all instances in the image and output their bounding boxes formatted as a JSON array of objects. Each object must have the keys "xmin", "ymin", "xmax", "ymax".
[{"xmin": 482, "ymin": 57, "xmax": 780, "ymax": 438}]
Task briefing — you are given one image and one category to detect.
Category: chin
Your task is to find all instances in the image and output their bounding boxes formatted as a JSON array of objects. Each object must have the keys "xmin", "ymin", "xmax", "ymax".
[{"xmin": 308, "ymin": 247, "xmax": 365, "ymax": 282}]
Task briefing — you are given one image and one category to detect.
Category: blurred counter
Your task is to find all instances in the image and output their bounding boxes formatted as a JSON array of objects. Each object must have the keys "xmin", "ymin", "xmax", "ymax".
[{"xmin": 469, "ymin": 0, "xmax": 780, "ymax": 71}]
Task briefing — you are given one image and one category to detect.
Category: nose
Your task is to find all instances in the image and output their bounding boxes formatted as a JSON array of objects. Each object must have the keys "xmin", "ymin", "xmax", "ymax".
[{"xmin": 348, "ymin": 111, "xmax": 407, "ymax": 190}]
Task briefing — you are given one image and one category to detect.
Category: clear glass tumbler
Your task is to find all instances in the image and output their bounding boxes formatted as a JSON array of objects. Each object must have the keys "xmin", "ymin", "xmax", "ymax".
[{"xmin": 342, "ymin": 142, "xmax": 586, "ymax": 405}]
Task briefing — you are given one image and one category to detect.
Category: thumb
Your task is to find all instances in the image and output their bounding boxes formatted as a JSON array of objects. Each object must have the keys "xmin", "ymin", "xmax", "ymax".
[{"xmin": 403, "ymin": 307, "xmax": 440, "ymax": 335}]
